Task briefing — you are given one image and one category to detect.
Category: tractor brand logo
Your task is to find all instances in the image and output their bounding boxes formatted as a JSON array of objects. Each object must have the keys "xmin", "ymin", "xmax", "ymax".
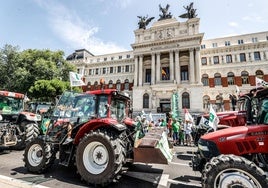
[{"xmin": 249, "ymin": 131, "xmax": 268, "ymax": 136}]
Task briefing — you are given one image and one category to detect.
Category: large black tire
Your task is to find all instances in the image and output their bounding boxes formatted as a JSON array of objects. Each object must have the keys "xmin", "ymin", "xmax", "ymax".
[
  {"xmin": 12, "ymin": 122, "xmax": 40, "ymax": 150},
  {"xmin": 76, "ymin": 130, "xmax": 125, "ymax": 186},
  {"xmin": 202, "ymin": 154, "xmax": 268, "ymax": 188},
  {"xmin": 23, "ymin": 138, "xmax": 55, "ymax": 173}
]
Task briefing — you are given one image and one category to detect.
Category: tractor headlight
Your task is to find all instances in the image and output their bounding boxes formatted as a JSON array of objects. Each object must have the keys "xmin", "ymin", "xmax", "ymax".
[{"xmin": 198, "ymin": 143, "xmax": 209, "ymax": 151}]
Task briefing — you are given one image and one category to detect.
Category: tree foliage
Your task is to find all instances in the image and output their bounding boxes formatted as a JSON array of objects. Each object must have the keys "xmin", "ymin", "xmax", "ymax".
[{"xmin": 0, "ymin": 44, "xmax": 78, "ymax": 101}]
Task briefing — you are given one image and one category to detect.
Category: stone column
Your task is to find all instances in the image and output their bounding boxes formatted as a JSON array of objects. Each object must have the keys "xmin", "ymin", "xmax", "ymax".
[
  {"xmin": 175, "ymin": 50, "xmax": 180, "ymax": 84},
  {"xmin": 169, "ymin": 51, "xmax": 174, "ymax": 81},
  {"xmin": 138, "ymin": 55, "xmax": 143, "ymax": 86},
  {"xmin": 134, "ymin": 56, "xmax": 138, "ymax": 86},
  {"xmin": 189, "ymin": 48, "xmax": 195, "ymax": 83},
  {"xmin": 151, "ymin": 53, "xmax": 156, "ymax": 85},
  {"xmin": 195, "ymin": 47, "xmax": 201, "ymax": 84},
  {"xmin": 156, "ymin": 53, "xmax": 161, "ymax": 82}
]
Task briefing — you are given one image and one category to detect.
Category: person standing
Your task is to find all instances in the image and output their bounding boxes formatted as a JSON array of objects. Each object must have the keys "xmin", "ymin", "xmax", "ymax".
[
  {"xmin": 167, "ymin": 118, "xmax": 173, "ymax": 137},
  {"xmin": 184, "ymin": 120, "xmax": 193, "ymax": 146},
  {"xmin": 172, "ymin": 119, "xmax": 180, "ymax": 146}
]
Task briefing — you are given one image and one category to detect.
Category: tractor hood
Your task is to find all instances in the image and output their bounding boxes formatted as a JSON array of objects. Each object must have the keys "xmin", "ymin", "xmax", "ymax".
[{"xmin": 200, "ymin": 125, "xmax": 268, "ymax": 156}]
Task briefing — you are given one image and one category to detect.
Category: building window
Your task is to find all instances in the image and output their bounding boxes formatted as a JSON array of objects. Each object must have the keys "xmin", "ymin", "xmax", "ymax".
[
  {"xmin": 95, "ymin": 68, "xmax": 99, "ymax": 75},
  {"xmin": 110, "ymin": 67, "xmax": 113, "ymax": 74},
  {"xmin": 212, "ymin": 43, "xmax": 217, "ymax": 48},
  {"xmin": 226, "ymin": 55, "xmax": 232, "ymax": 63},
  {"xmin": 119, "ymin": 56, "xmax": 122, "ymax": 59},
  {"xmin": 202, "ymin": 74, "xmax": 209, "ymax": 86},
  {"xmin": 252, "ymin": 37, "xmax": 258, "ymax": 43},
  {"xmin": 145, "ymin": 69, "xmax": 151, "ymax": 83},
  {"xmin": 227, "ymin": 72, "xmax": 235, "ymax": 85},
  {"xmin": 124, "ymin": 79, "xmax": 129, "ymax": 90},
  {"xmin": 181, "ymin": 65, "xmax": 189, "ymax": 81},
  {"xmin": 214, "ymin": 73, "xmax": 222, "ymax": 86},
  {"xmin": 87, "ymin": 81, "xmax": 91, "ymax": 89},
  {"xmin": 201, "ymin": 44, "xmax": 206, "ymax": 49},
  {"xmin": 161, "ymin": 67, "xmax": 170, "ymax": 80},
  {"xmin": 254, "ymin": 51, "xmax": 261, "ymax": 61},
  {"xmin": 143, "ymin": 93, "xmax": 149, "ymax": 108},
  {"xmin": 225, "ymin": 41, "xmax": 230, "ymax": 46},
  {"xmin": 108, "ymin": 80, "xmax": 113, "ymax": 89},
  {"xmin": 89, "ymin": 69, "xmax": 92, "ymax": 75},
  {"xmin": 125, "ymin": 65, "xmax": 130, "ymax": 72},
  {"xmin": 256, "ymin": 70, "xmax": 264, "ymax": 80},
  {"xmin": 203, "ymin": 95, "xmax": 210, "ymax": 110},
  {"xmin": 182, "ymin": 92, "xmax": 190, "ymax": 109},
  {"xmin": 111, "ymin": 57, "xmax": 114, "ymax": 60},
  {"xmin": 201, "ymin": 57, "xmax": 207, "ymax": 65},
  {"xmin": 240, "ymin": 53, "xmax": 246, "ymax": 62},
  {"xmin": 104, "ymin": 57, "xmax": 107, "ymax": 61},
  {"xmin": 213, "ymin": 56, "xmax": 219, "ymax": 64},
  {"xmin": 102, "ymin": 68, "xmax": 106, "ymax": 74},
  {"xmin": 126, "ymin": 54, "xmax": 130, "ymax": 58},
  {"xmin": 241, "ymin": 71, "xmax": 249, "ymax": 84},
  {"xmin": 116, "ymin": 80, "xmax": 121, "ymax": 91},
  {"xmin": 238, "ymin": 39, "xmax": 244, "ymax": 45},
  {"xmin": 117, "ymin": 66, "xmax": 121, "ymax": 73},
  {"xmin": 266, "ymin": 36, "xmax": 268, "ymax": 41}
]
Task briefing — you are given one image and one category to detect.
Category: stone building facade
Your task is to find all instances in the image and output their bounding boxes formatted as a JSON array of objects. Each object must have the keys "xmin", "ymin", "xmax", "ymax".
[{"xmin": 66, "ymin": 17, "xmax": 268, "ymax": 115}]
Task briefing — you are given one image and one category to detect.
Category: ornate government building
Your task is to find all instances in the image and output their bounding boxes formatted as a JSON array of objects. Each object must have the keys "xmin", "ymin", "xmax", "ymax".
[{"xmin": 66, "ymin": 4, "xmax": 268, "ymax": 115}]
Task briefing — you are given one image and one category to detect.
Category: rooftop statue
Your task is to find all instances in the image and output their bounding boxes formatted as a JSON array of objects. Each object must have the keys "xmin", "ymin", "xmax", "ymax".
[
  {"xmin": 137, "ymin": 15, "xmax": 155, "ymax": 29},
  {"xmin": 179, "ymin": 2, "xmax": 197, "ymax": 19},
  {"xmin": 158, "ymin": 4, "xmax": 172, "ymax": 21}
]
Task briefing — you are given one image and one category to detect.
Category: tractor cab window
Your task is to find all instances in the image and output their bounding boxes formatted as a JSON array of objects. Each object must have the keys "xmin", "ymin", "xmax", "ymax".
[
  {"xmin": 110, "ymin": 98, "xmax": 126, "ymax": 122},
  {"xmin": 98, "ymin": 95, "xmax": 108, "ymax": 118},
  {"xmin": 258, "ymin": 99, "xmax": 268, "ymax": 124},
  {"xmin": 0, "ymin": 96, "xmax": 23, "ymax": 113}
]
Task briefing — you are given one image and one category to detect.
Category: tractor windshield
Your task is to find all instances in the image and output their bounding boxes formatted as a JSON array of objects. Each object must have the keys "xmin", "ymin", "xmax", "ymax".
[
  {"xmin": 53, "ymin": 91, "xmax": 96, "ymax": 122},
  {"xmin": 110, "ymin": 98, "xmax": 127, "ymax": 122},
  {"xmin": 0, "ymin": 96, "xmax": 24, "ymax": 114}
]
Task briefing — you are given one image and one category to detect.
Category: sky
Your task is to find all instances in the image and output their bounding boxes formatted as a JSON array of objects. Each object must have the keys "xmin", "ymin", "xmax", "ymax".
[{"xmin": 1, "ymin": 0, "xmax": 268, "ymax": 57}]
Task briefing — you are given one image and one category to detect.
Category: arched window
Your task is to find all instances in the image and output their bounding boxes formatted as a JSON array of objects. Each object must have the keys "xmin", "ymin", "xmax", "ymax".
[
  {"xmin": 143, "ymin": 93, "xmax": 149, "ymax": 108},
  {"xmin": 256, "ymin": 70, "xmax": 264, "ymax": 79},
  {"xmin": 227, "ymin": 72, "xmax": 235, "ymax": 85},
  {"xmin": 214, "ymin": 73, "xmax": 222, "ymax": 86},
  {"xmin": 108, "ymin": 80, "xmax": 113, "ymax": 89},
  {"xmin": 182, "ymin": 92, "xmax": 190, "ymax": 109},
  {"xmin": 124, "ymin": 79, "xmax": 129, "ymax": 90},
  {"xmin": 241, "ymin": 71, "xmax": 249, "ymax": 84},
  {"xmin": 201, "ymin": 74, "xmax": 209, "ymax": 86},
  {"xmin": 203, "ymin": 95, "xmax": 210, "ymax": 110},
  {"xmin": 116, "ymin": 79, "xmax": 121, "ymax": 91}
]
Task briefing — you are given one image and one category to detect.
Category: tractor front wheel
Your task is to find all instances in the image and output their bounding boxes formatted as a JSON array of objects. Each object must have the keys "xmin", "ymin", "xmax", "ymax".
[
  {"xmin": 76, "ymin": 130, "xmax": 125, "ymax": 186},
  {"xmin": 202, "ymin": 154, "xmax": 268, "ymax": 188},
  {"xmin": 23, "ymin": 138, "xmax": 55, "ymax": 173}
]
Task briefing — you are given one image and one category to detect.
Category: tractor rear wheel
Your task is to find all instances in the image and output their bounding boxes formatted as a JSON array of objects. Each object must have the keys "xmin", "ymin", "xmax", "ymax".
[
  {"xmin": 23, "ymin": 138, "xmax": 55, "ymax": 173},
  {"xmin": 202, "ymin": 154, "xmax": 268, "ymax": 188},
  {"xmin": 76, "ymin": 130, "xmax": 125, "ymax": 186},
  {"xmin": 12, "ymin": 122, "xmax": 40, "ymax": 150}
]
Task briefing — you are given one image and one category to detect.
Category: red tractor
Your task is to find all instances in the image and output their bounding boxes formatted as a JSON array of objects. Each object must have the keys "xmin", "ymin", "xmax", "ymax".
[
  {"xmin": 23, "ymin": 89, "xmax": 172, "ymax": 186},
  {"xmin": 192, "ymin": 87, "xmax": 268, "ymax": 187},
  {"xmin": 0, "ymin": 90, "xmax": 40, "ymax": 150}
]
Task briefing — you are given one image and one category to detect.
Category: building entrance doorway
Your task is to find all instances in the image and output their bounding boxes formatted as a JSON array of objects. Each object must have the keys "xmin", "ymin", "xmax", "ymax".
[{"xmin": 159, "ymin": 99, "xmax": 171, "ymax": 113}]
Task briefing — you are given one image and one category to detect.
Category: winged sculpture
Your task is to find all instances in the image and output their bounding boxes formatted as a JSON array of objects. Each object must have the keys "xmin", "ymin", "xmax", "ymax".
[
  {"xmin": 179, "ymin": 2, "xmax": 197, "ymax": 19},
  {"xmin": 158, "ymin": 4, "xmax": 172, "ymax": 20},
  {"xmin": 137, "ymin": 15, "xmax": 155, "ymax": 29}
]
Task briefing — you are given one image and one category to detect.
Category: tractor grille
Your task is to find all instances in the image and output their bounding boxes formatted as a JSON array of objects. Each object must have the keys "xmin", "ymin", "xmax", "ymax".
[{"xmin": 235, "ymin": 140, "xmax": 257, "ymax": 153}]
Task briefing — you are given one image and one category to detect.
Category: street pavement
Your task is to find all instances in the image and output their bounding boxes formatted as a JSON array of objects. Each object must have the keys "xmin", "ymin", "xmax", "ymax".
[{"xmin": 0, "ymin": 145, "xmax": 201, "ymax": 188}]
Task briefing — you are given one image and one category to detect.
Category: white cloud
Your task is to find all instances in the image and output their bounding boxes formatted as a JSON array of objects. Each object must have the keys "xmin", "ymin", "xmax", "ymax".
[
  {"xmin": 34, "ymin": 0, "xmax": 127, "ymax": 55},
  {"xmin": 229, "ymin": 22, "xmax": 238, "ymax": 27}
]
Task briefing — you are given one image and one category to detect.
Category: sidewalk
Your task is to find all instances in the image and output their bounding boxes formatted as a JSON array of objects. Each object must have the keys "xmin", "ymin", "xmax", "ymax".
[{"xmin": 0, "ymin": 175, "xmax": 49, "ymax": 188}]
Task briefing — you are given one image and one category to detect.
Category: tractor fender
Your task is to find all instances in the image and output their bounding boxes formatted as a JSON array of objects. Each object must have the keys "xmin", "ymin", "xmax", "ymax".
[
  {"xmin": 16, "ymin": 112, "xmax": 42, "ymax": 125},
  {"xmin": 73, "ymin": 118, "xmax": 126, "ymax": 145}
]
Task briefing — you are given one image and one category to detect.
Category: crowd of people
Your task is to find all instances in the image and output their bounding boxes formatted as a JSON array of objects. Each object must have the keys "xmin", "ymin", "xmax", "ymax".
[{"xmin": 135, "ymin": 114, "xmax": 195, "ymax": 147}]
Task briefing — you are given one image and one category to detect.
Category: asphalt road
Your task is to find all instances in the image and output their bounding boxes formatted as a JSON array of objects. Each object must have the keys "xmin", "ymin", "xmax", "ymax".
[{"xmin": 0, "ymin": 145, "xmax": 201, "ymax": 188}]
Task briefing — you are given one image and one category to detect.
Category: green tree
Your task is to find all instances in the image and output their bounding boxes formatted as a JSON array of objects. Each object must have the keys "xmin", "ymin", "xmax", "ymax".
[{"xmin": 0, "ymin": 44, "xmax": 21, "ymax": 91}]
